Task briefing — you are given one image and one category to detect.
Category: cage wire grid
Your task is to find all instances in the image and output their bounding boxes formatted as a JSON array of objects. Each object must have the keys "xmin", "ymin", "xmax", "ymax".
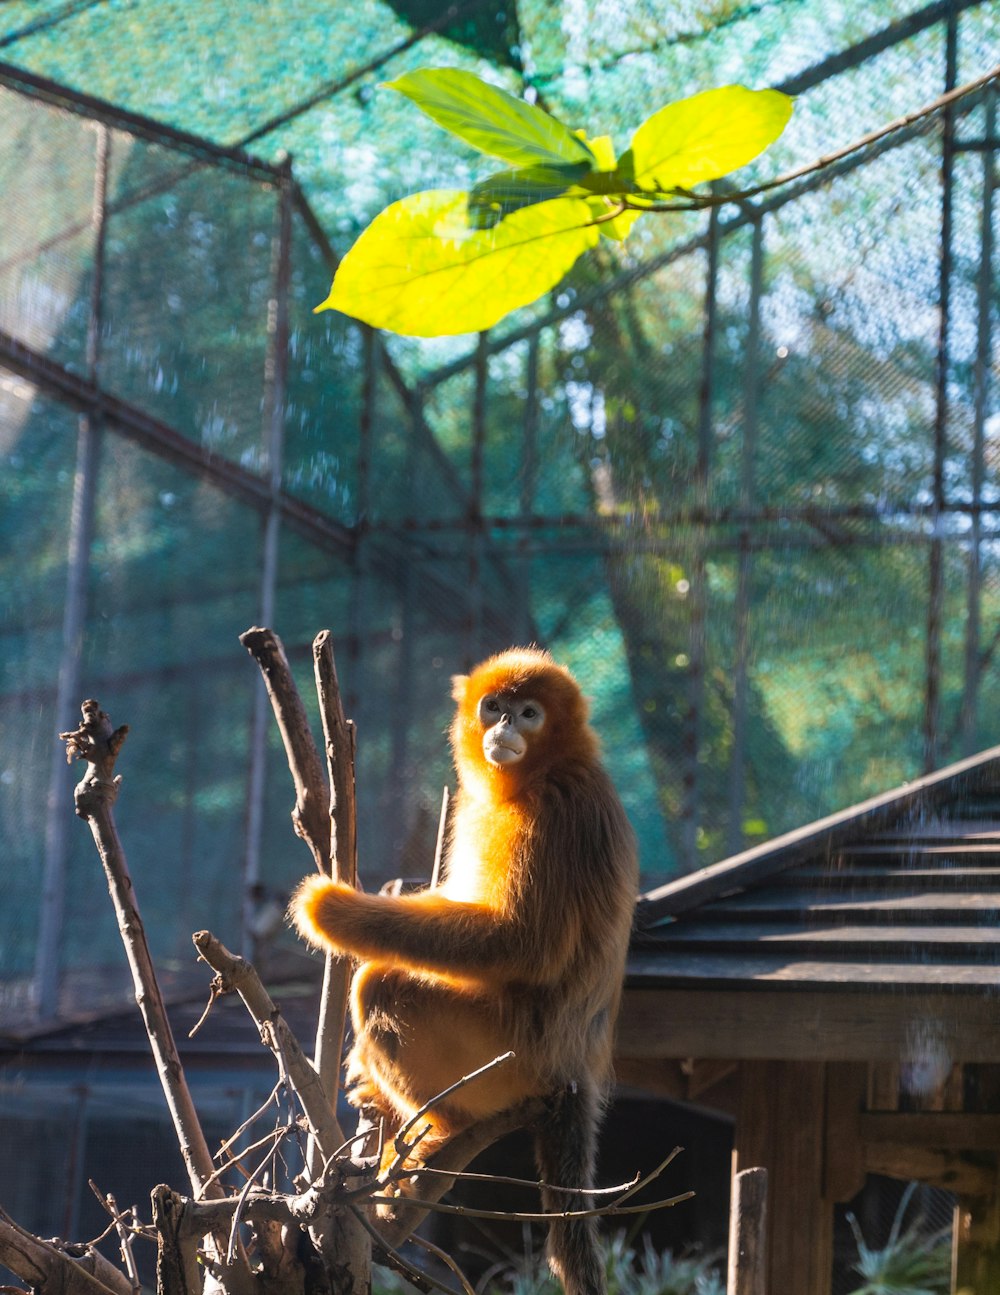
[{"xmin": 0, "ymin": 1, "xmax": 998, "ymax": 1025}]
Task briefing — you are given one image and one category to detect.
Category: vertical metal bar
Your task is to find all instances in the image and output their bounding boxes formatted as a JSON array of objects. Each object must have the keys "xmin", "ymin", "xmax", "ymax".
[
  {"xmin": 243, "ymin": 165, "xmax": 292, "ymax": 958},
  {"xmin": 727, "ymin": 215, "xmax": 764, "ymax": 857},
  {"xmin": 388, "ymin": 397, "xmax": 422, "ymax": 842},
  {"xmin": 348, "ymin": 325, "xmax": 376, "ymax": 720},
  {"xmin": 681, "ymin": 204, "xmax": 720, "ymax": 868},
  {"xmin": 34, "ymin": 123, "xmax": 110, "ymax": 1020},
  {"xmin": 960, "ymin": 87, "xmax": 996, "ymax": 755},
  {"xmin": 468, "ymin": 331, "xmax": 488, "ymax": 661},
  {"xmin": 924, "ymin": 5, "xmax": 958, "ymax": 773},
  {"xmin": 519, "ymin": 333, "xmax": 540, "ymax": 645},
  {"xmin": 62, "ymin": 1083, "xmax": 91, "ymax": 1241}
]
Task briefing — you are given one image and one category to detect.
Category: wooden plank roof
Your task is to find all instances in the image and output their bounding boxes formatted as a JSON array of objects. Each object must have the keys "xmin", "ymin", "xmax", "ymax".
[{"xmin": 629, "ymin": 744, "xmax": 1000, "ymax": 994}]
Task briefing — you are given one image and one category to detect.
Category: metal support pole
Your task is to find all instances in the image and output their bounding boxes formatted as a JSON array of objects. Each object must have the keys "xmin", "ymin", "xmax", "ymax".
[
  {"xmin": 347, "ymin": 325, "xmax": 376, "ymax": 720},
  {"xmin": 727, "ymin": 216, "xmax": 764, "ymax": 856},
  {"xmin": 924, "ymin": 5, "xmax": 958, "ymax": 772},
  {"xmin": 960, "ymin": 87, "xmax": 996, "ymax": 754},
  {"xmin": 387, "ymin": 397, "xmax": 421, "ymax": 850},
  {"xmin": 468, "ymin": 331, "xmax": 488, "ymax": 662},
  {"xmin": 34, "ymin": 123, "xmax": 110, "ymax": 1020},
  {"xmin": 242, "ymin": 164, "xmax": 292, "ymax": 958},
  {"xmin": 518, "ymin": 333, "xmax": 540, "ymax": 645},
  {"xmin": 682, "ymin": 203, "xmax": 720, "ymax": 868}
]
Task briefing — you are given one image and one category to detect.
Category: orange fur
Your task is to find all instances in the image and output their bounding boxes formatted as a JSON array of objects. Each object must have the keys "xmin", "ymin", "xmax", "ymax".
[{"xmin": 291, "ymin": 647, "xmax": 638, "ymax": 1294}]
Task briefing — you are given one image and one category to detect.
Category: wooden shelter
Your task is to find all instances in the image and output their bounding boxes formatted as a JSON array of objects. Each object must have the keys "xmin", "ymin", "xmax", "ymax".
[{"xmin": 616, "ymin": 745, "xmax": 1000, "ymax": 1295}]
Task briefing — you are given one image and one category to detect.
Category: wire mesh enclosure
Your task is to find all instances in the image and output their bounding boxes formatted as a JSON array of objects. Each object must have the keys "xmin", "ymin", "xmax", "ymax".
[{"xmin": 0, "ymin": 1, "xmax": 998, "ymax": 1025}]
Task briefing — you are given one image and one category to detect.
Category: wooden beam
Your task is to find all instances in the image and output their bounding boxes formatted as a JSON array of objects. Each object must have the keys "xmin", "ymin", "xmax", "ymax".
[
  {"xmin": 619, "ymin": 989, "xmax": 1000, "ymax": 1063},
  {"xmin": 613, "ymin": 1057, "xmax": 686, "ymax": 1101},
  {"xmin": 860, "ymin": 1113, "xmax": 1000, "ymax": 1148},
  {"xmin": 861, "ymin": 1143, "xmax": 995, "ymax": 1196}
]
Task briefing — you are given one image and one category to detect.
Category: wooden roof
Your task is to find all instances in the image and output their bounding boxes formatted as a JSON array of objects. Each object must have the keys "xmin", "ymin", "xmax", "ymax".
[{"xmin": 629, "ymin": 744, "xmax": 1000, "ymax": 995}]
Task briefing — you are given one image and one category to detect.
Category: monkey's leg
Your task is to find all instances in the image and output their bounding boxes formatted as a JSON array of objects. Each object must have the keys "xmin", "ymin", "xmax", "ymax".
[{"xmin": 350, "ymin": 963, "xmax": 536, "ymax": 1172}]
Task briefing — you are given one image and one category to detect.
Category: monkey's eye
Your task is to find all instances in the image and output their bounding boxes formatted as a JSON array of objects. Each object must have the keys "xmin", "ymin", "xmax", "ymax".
[
  {"xmin": 478, "ymin": 695, "xmax": 501, "ymax": 724},
  {"xmin": 518, "ymin": 700, "xmax": 545, "ymax": 730}
]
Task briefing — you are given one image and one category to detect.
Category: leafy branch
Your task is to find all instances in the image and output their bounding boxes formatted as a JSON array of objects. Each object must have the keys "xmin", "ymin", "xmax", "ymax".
[
  {"xmin": 316, "ymin": 61, "xmax": 1000, "ymax": 338},
  {"xmin": 316, "ymin": 70, "xmax": 789, "ymax": 336}
]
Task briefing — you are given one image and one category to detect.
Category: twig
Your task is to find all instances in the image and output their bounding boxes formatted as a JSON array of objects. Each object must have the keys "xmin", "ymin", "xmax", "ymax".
[
  {"xmin": 607, "ymin": 1146, "xmax": 684, "ymax": 1206},
  {"xmin": 618, "ymin": 61, "xmax": 1000, "ymax": 214},
  {"xmin": 410, "ymin": 1234, "xmax": 478, "ymax": 1295},
  {"xmin": 227, "ymin": 1134, "xmax": 282, "ymax": 1265},
  {"xmin": 81, "ymin": 1216, "xmax": 124, "ymax": 1249},
  {"xmin": 103, "ymin": 1195, "xmax": 140, "ymax": 1295},
  {"xmin": 369, "ymin": 1189, "xmax": 695, "ymax": 1222},
  {"xmin": 352, "ymin": 1207, "xmax": 463, "ymax": 1295},
  {"xmin": 240, "ymin": 626, "xmax": 331, "ymax": 870},
  {"xmin": 386, "ymin": 1051, "xmax": 515, "ymax": 1179},
  {"xmin": 188, "ymin": 979, "xmax": 224, "ymax": 1038},
  {"xmin": 404, "ymin": 1165, "xmax": 641, "ymax": 1196},
  {"xmin": 202, "ymin": 1121, "xmax": 295, "ymax": 1197},
  {"xmin": 430, "ymin": 785, "xmax": 450, "ymax": 889},
  {"xmin": 215, "ymin": 1078, "xmax": 286, "ymax": 1159}
]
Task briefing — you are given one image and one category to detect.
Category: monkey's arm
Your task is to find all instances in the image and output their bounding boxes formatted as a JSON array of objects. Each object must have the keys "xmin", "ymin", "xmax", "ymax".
[{"xmin": 291, "ymin": 875, "xmax": 576, "ymax": 984}]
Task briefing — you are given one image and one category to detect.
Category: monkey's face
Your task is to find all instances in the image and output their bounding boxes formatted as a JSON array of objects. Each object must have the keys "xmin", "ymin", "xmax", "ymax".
[{"xmin": 477, "ymin": 692, "xmax": 546, "ymax": 766}]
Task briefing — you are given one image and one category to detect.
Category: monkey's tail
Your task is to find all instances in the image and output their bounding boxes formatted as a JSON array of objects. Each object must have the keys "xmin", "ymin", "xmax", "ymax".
[{"xmin": 534, "ymin": 1079, "xmax": 606, "ymax": 1295}]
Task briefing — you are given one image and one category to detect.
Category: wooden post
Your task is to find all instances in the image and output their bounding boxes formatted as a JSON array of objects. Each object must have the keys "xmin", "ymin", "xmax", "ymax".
[
  {"xmin": 728, "ymin": 1167, "xmax": 767, "ymax": 1295},
  {"xmin": 953, "ymin": 1189, "xmax": 1000, "ymax": 1295}
]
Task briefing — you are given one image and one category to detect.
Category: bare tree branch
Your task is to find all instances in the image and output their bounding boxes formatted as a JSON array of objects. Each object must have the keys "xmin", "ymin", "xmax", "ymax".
[
  {"xmin": 310, "ymin": 631, "xmax": 358, "ymax": 1151},
  {"xmin": 62, "ymin": 702, "xmax": 213, "ymax": 1196},
  {"xmin": 0, "ymin": 1212, "xmax": 128, "ymax": 1295},
  {"xmin": 619, "ymin": 61, "xmax": 1000, "ymax": 215},
  {"xmin": 369, "ymin": 1189, "xmax": 695, "ymax": 1222},
  {"xmin": 240, "ymin": 626, "xmax": 331, "ymax": 871},
  {"xmin": 60, "ymin": 701, "xmax": 251, "ymax": 1288}
]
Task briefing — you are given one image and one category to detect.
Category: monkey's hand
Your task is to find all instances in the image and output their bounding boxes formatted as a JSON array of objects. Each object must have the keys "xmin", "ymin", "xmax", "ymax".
[{"xmin": 291, "ymin": 875, "xmax": 360, "ymax": 956}]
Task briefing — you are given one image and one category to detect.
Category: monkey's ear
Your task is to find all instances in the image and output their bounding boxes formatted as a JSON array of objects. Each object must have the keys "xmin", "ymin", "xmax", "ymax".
[{"xmin": 451, "ymin": 673, "xmax": 469, "ymax": 703}]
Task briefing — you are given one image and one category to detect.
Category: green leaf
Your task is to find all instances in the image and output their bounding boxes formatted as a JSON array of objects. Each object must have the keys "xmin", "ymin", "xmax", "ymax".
[
  {"xmin": 385, "ymin": 68, "xmax": 595, "ymax": 168},
  {"xmin": 628, "ymin": 84, "xmax": 792, "ymax": 193},
  {"xmin": 316, "ymin": 190, "xmax": 599, "ymax": 336},
  {"xmin": 468, "ymin": 160, "xmax": 591, "ymax": 227}
]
